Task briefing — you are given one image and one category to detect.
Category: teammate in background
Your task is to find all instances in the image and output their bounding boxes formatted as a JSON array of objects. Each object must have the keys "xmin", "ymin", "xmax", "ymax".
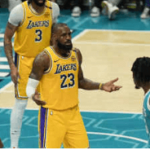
[
  {"xmin": 4, "ymin": 0, "xmax": 60, "ymax": 148},
  {"xmin": 131, "ymin": 57, "xmax": 150, "ymax": 147},
  {"xmin": 26, "ymin": 23, "xmax": 122, "ymax": 148}
]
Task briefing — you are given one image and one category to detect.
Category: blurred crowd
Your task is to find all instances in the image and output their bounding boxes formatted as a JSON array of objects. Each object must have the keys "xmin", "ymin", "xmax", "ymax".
[
  {"xmin": 65, "ymin": 0, "xmax": 149, "ymax": 19},
  {"xmin": 0, "ymin": 0, "xmax": 149, "ymax": 19}
]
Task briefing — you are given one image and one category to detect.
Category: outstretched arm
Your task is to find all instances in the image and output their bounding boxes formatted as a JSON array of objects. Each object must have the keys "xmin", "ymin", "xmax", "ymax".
[
  {"xmin": 26, "ymin": 51, "xmax": 50, "ymax": 105},
  {"xmin": 77, "ymin": 49, "xmax": 122, "ymax": 92}
]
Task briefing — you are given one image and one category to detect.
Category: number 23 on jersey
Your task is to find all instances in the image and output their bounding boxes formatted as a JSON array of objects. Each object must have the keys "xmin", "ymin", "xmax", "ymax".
[{"xmin": 61, "ymin": 73, "xmax": 75, "ymax": 89}]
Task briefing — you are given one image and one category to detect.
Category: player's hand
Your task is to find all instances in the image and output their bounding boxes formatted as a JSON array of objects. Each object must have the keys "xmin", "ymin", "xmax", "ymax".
[
  {"xmin": 102, "ymin": 78, "xmax": 122, "ymax": 92},
  {"xmin": 32, "ymin": 90, "xmax": 46, "ymax": 106},
  {"xmin": 10, "ymin": 65, "xmax": 20, "ymax": 87},
  {"xmin": 0, "ymin": 138, "xmax": 4, "ymax": 148}
]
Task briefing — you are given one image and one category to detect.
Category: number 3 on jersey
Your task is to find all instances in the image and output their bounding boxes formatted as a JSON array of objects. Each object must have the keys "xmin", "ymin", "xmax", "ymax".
[
  {"xmin": 61, "ymin": 73, "xmax": 75, "ymax": 89},
  {"xmin": 35, "ymin": 29, "xmax": 42, "ymax": 42}
]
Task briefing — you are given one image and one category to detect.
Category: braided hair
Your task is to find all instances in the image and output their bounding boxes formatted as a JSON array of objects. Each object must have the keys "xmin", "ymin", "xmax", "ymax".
[{"xmin": 131, "ymin": 57, "xmax": 150, "ymax": 84}]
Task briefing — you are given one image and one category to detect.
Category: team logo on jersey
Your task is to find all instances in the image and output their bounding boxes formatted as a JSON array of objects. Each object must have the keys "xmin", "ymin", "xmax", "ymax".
[
  {"xmin": 26, "ymin": 20, "xmax": 49, "ymax": 29},
  {"xmin": 71, "ymin": 56, "xmax": 76, "ymax": 61},
  {"xmin": 55, "ymin": 63, "xmax": 77, "ymax": 74}
]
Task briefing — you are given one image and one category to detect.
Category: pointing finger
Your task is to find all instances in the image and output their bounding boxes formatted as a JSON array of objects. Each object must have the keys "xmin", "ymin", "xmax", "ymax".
[{"xmin": 111, "ymin": 78, "xmax": 119, "ymax": 83}]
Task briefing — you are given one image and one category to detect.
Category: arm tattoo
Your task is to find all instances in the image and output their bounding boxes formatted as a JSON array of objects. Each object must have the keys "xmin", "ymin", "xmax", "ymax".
[
  {"xmin": 4, "ymin": 22, "xmax": 18, "ymax": 68},
  {"xmin": 4, "ymin": 42, "xmax": 11, "ymax": 48},
  {"xmin": 30, "ymin": 52, "xmax": 50, "ymax": 80},
  {"xmin": 4, "ymin": 40, "xmax": 14, "ymax": 67},
  {"xmin": 7, "ymin": 23, "xmax": 14, "ymax": 30}
]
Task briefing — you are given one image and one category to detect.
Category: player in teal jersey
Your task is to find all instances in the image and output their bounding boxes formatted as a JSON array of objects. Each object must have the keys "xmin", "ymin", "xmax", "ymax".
[{"xmin": 131, "ymin": 57, "xmax": 150, "ymax": 147}]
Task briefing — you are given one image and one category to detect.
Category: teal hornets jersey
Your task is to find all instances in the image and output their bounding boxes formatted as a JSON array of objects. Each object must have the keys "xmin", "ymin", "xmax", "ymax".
[{"xmin": 143, "ymin": 90, "xmax": 150, "ymax": 147}]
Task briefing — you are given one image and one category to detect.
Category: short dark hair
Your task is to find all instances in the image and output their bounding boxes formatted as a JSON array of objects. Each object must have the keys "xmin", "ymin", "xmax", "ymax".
[
  {"xmin": 131, "ymin": 57, "xmax": 150, "ymax": 83},
  {"xmin": 28, "ymin": 0, "xmax": 32, "ymax": 3},
  {"xmin": 52, "ymin": 23, "xmax": 68, "ymax": 34}
]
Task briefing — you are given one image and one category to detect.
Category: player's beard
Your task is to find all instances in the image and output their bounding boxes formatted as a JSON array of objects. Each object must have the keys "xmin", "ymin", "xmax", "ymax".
[
  {"xmin": 33, "ymin": 0, "xmax": 46, "ymax": 7},
  {"xmin": 57, "ymin": 40, "xmax": 73, "ymax": 52}
]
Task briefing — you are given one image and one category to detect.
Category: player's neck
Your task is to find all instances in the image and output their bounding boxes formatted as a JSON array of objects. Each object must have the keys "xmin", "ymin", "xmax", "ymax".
[
  {"xmin": 143, "ymin": 85, "xmax": 150, "ymax": 94},
  {"xmin": 30, "ymin": 2, "xmax": 45, "ymax": 14}
]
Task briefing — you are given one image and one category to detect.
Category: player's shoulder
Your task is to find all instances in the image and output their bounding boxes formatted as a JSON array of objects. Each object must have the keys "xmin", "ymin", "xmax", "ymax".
[
  {"xmin": 34, "ymin": 51, "xmax": 50, "ymax": 68},
  {"xmin": 8, "ymin": 3, "xmax": 24, "ymax": 26},
  {"xmin": 36, "ymin": 50, "xmax": 50, "ymax": 61},
  {"xmin": 73, "ymin": 48, "xmax": 82, "ymax": 56},
  {"xmin": 48, "ymin": 1, "xmax": 59, "ymax": 9},
  {"xmin": 73, "ymin": 48, "xmax": 80, "ymax": 52},
  {"xmin": 10, "ymin": 3, "xmax": 23, "ymax": 13},
  {"xmin": 73, "ymin": 48, "xmax": 82, "ymax": 63}
]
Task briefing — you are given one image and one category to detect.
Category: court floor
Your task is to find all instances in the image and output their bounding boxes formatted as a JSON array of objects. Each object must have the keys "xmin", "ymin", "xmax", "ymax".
[
  {"xmin": 0, "ymin": 109, "xmax": 148, "ymax": 148},
  {"xmin": 0, "ymin": 9, "xmax": 150, "ymax": 148},
  {"xmin": 1, "ymin": 29, "xmax": 148, "ymax": 111}
]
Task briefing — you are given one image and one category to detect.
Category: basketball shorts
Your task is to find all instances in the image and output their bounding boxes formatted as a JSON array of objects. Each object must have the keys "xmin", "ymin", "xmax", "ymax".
[
  {"xmin": 38, "ymin": 105, "xmax": 89, "ymax": 148},
  {"xmin": 15, "ymin": 54, "xmax": 40, "ymax": 100}
]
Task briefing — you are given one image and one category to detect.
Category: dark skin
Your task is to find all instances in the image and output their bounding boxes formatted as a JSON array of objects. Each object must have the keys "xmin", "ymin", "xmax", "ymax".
[
  {"xmin": 4, "ymin": 0, "xmax": 47, "ymax": 87},
  {"xmin": 0, "ymin": 139, "xmax": 4, "ymax": 148},
  {"xmin": 132, "ymin": 73, "xmax": 148, "ymax": 93},
  {"xmin": 132, "ymin": 73, "xmax": 150, "ymax": 105},
  {"xmin": 30, "ymin": 25, "xmax": 122, "ymax": 105}
]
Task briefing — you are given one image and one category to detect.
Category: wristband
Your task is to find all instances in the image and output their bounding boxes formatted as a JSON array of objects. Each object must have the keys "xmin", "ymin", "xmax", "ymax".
[
  {"xmin": 26, "ymin": 78, "xmax": 39, "ymax": 98},
  {"xmin": 99, "ymin": 83, "xmax": 103, "ymax": 90}
]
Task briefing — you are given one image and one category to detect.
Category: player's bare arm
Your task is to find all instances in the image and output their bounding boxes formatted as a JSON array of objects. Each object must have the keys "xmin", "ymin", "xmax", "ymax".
[
  {"xmin": 27, "ymin": 51, "xmax": 50, "ymax": 106},
  {"xmin": 4, "ymin": 22, "xmax": 19, "ymax": 86},
  {"xmin": 4, "ymin": 22, "xmax": 17, "ymax": 68},
  {"xmin": 29, "ymin": 51, "xmax": 50, "ymax": 80},
  {"xmin": 76, "ymin": 49, "xmax": 122, "ymax": 92}
]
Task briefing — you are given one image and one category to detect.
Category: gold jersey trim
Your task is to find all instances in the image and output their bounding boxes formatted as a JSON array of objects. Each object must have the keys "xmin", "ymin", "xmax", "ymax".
[
  {"xmin": 73, "ymin": 49, "xmax": 79, "ymax": 67},
  {"xmin": 28, "ymin": 0, "xmax": 51, "ymax": 16},
  {"xmin": 28, "ymin": 4, "xmax": 46, "ymax": 16},
  {"xmin": 51, "ymin": 46, "xmax": 72, "ymax": 59},
  {"xmin": 19, "ymin": 3, "xmax": 26, "ymax": 27},
  {"xmin": 19, "ymin": 1, "xmax": 50, "ymax": 28},
  {"xmin": 15, "ymin": 55, "xmax": 28, "ymax": 100}
]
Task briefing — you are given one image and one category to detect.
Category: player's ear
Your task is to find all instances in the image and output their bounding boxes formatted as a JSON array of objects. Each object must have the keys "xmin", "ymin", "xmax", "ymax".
[
  {"xmin": 51, "ymin": 33, "xmax": 54, "ymax": 38},
  {"xmin": 51, "ymin": 33, "xmax": 57, "ymax": 39},
  {"xmin": 51, "ymin": 33, "xmax": 57, "ymax": 45}
]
